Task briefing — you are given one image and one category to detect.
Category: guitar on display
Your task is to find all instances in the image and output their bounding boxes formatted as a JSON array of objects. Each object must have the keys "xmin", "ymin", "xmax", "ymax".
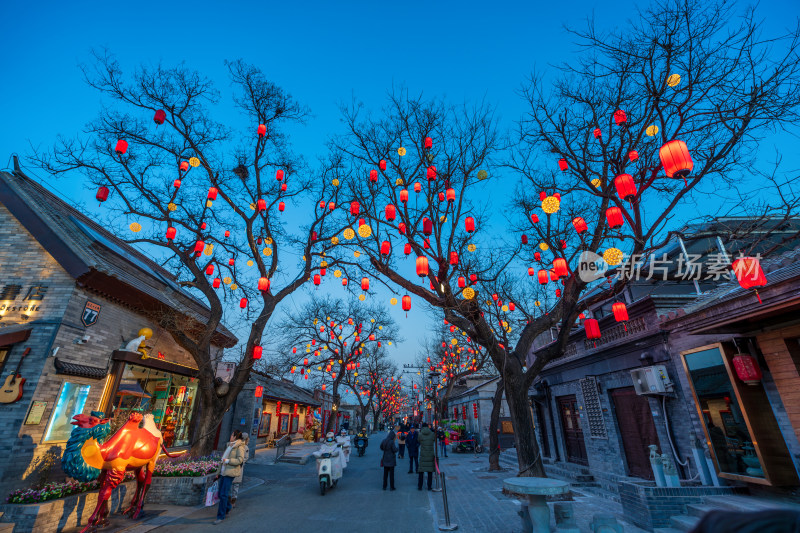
[{"xmin": 0, "ymin": 347, "xmax": 30, "ymax": 404}]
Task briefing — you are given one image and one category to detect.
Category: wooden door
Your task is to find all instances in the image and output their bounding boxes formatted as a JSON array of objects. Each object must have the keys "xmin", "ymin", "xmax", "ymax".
[
  {"xmin": 611, "ymin": 387, "xmax": 658, "ymax": 479},
  {"xmin": 558, "ymin": 395, "xmax": 588, "ymax": 465}
]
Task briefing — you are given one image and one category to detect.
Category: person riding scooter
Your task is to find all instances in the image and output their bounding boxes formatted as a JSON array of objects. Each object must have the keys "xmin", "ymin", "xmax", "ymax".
[
  {"xmin": 336, "ymin": 429, "xmax": 351, "ymax": 466},
  {"xmin": 313, "ymin": 432, "xmax": 342, "ymax": 495},
  {"xmin": 355, "ymin": 427, "xmax": 369, "ymax": 456}
]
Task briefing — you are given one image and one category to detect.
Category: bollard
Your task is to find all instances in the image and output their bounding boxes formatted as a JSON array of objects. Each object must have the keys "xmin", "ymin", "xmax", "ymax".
[
  {"xmin": 438, "ymin": 472, "xmax": 458, "ymax": 531},
  {"xmin": 433, "ymin": 457, "xmax": 442, "ymax": 492}
]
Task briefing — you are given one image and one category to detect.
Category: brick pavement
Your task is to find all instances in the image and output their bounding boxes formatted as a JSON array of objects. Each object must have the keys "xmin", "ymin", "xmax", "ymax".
[{"xmin": 429, "ymin": 450, "xmax": 649, "ymax": 532}]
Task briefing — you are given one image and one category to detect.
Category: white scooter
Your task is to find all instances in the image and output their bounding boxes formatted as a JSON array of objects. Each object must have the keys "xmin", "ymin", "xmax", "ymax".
[{"xmin": 313, "ymin": 440, "xmax": 343, "ymax": 495}]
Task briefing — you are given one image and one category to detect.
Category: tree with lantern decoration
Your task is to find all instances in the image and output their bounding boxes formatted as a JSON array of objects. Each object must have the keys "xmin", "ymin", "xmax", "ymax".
[
  {"xmin": 276, "ymin": 296, "xmax": 399, "ymax": 434},
  {"xmin": 341, "ymin": 347, "xmax": 398, "ymax": 430},
  {"xmin": 34, "ymin": 55, "xmax": 350, "ymax": 455},
  {"xmin": 323, "ymin": 1, "xmax": 800, "ymax": 476}
]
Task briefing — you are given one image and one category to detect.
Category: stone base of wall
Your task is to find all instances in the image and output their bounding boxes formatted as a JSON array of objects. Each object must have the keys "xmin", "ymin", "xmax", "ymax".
[
  {"xmin": 618, "ymin": 480, "xmax": 747, "ymax": 531},
  {"xmin": 0, "ymin": 473, "xmax": 215, "ymax": 532}
]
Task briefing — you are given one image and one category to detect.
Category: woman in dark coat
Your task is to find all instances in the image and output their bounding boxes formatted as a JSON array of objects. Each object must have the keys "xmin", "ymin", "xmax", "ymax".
[
  {"xmin": 379, "ymin": 431, "xmax": 398, "ymax": 490},
  {"xmin": 417, "ymin": 423, "xmax": 436, "ymax": 490}
]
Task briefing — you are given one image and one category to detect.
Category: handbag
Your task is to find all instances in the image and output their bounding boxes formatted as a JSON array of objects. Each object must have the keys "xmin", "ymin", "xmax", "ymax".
[{"xmin": 205, "ymin": 480, "xmax": 220, "ymax": 507}]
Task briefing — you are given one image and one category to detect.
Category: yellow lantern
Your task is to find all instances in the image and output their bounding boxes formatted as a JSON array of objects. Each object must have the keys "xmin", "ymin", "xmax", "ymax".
[
  {"xmin": 398, "ymin": 147, "xmax": 407, "ymax": 156},
  {"xmin": 535, "ymin": 300, "xmax": 541, "ymax": 307},
  {"xmin": 320, "ymin": 260, "xmax": 328, "ymax": 267},
  {"xmin": 167, "ymin": 203, "xmax": 177, "ymax": 212},
  {"xmin": 539, "ymin": 242, "xmax": 549, "ymax": 251},
  {"xmin": 477, "ymin": 170, "xmax": 488, "ymax": 180},
  {"xmin": 358, "ymin": 294, "xmax": 366, "ymax": 301},
  {"xmin": 354, "ymin": 251, "xmax": 361, "ymax": 258},
  {"xmin": 467, "ymin": 244, "xmax": 477, "ymax": 253},
  {"xmin": 334, "ymin": 269, "xmax": 342, "ymax": 278},
  {"xmin": 591, "ymin": 178, "xmax": 602, "ymax": 188},
  {"xmin": 463, "ymin": 287, "xmax": 475, "ymax": 299},
  {"xmin": 451, "ymin": 338, "xmax": 458, "ymax": 345},
  {"xmin": 332, "ymin": 179, "xmax": 340, "ymax": 187},
  {"xmin": 603, "ymin": 247, "xmax": 623, "ymax": 266},
  {"xmin": 331, "ymin": 236, "xmax": 339, "ymax": 245},
  {"xmin": 370, "ymin": 318, "xmax": 375, "ymax": 323},
  {"xmin": 395, "ymin": 178, "xmax": 404, "ymax": 186},
  {"xmin": 129, "ymin": 222, "xmax": 142, "ymax": 233},
  {"xmin": 502, "ymin": 305, "xmax": 508, "ymax": 312},
  {"xmin": 189, "ymin": 157, "xmax": 200, "ymax": 167},
  {"xmin": 646, "ymin": 125, "xmax": 659, "ymax": 137},
  {"xmin": 390, "ymin": 298, "xmax": 397, "ymax": 305},
  {"xmin": 206, "ymin": 200, "xmax": 213, "ymax": 208},
  {"xmin": 439, "ymin": 216, "xmax": 447, "ymax": 223},
  {"xmin": 247, "ymin": 260, "xmax": 254, "ymax": 266},
  {"xmin": 667, "ymin": 73, "xmax": 681, "ymax": 87},
  {"xmin": 541, "ymin": 196, "xmax": 560, "ymax": 214},
  {"xmin": 388, "ymin": 341, "xmax": 392, "ymax": 346},
  {"xmin": 204, "ymin": 244, "xmax": 213, "ymax": 256},
  {"xmin": 263, "ymin": 247, "xmax": 272, "ymax": 256},
  {"xmin": 223, "ymin": 277, "xmax": 232, "ymax": 285},
  {"xmin": 249, "ymin": 203, "xmax": 256, "ymax": 210},
  {"xmin": 265, "ymin": 237, "xmax": 273, "ymax": 245},
  {"xmin": 230, "ymin": 284, "xmax": 238, "ymax": 290},
  {"xmin": 343, "ymin": 228, "xmax": 355, "ymax": 240},
  {"xmin": 358, "ymin": 224, "xmax": 372, "ymax": 238}
]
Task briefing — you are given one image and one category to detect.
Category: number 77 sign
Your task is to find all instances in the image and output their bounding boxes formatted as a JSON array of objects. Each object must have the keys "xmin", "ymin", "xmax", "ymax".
[{"xmin": 81, "ymin": 301, "xmax": 102, "ymax": 327}]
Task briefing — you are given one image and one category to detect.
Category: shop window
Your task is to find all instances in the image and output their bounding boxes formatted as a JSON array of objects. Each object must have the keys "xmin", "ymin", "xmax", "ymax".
[
  {"xmin": 258, "ymin": 412, "xmax": 272, "ymax": 437},
  {"xmin": 278, "ymin": 413, "xmax": 290, "ymax": 434},
  {"xmin": 44, "ymin": 382, "xmax": 91, "ymax": 442},
  {"xmin": 111, "ymin": 363, "xmax": 198, "ymax": 448},
  {"xmin": 291, "ymin": 415, "xmax": 299, "ymax": 434}
]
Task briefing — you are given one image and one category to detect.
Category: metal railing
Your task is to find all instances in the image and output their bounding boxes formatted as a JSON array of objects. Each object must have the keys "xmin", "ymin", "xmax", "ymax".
[{"xmin": 274, "ymin": 435, "xmax": 292, "ymax": 464}]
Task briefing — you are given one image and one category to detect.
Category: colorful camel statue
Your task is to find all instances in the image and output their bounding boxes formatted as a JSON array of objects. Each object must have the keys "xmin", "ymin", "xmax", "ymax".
[{"xmin": 63, "ymin": 411, "xmax": 175, "ymax": 532}]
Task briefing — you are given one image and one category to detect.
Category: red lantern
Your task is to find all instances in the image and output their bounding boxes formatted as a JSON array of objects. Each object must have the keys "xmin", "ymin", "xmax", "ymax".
[
  {"xmin": 458, "ymin": 276, "xmax": 466, "ymax": 288},
  {"xmin": 253, "ymin": 346, "xmax": 263, "ymax": 359},
  {"xmin": 558, "ymin": 158, "xmax": 568, "ymax": 171},
  {"xmin": 154, "ymin": 109, "xmax": 166, "ymax": 125},
  {"xmin": 659, "ymin": 140, "xmax": 693, "ymax": 184},
  {"xmin": 424, "ymin": 136, "xmax": 433, "ymax": 149},
  {"xmin": 606, "ymin": 207, "xmax": 624, "ymax": 229},
  {"xmin": 549, "ymin": 269, "xmax": 558, "ymax": 282},
  {"xmin": 521, "ymin": 234, "xmax": 528, "ymax": 245},
  {"xmin": 257, "ymin": 199, "xmax": 267, "ymax": 211},
  {"xmin": 593, "ymin": 128, "xmax": 602, "ymax": 139},
  {"xmin": 281, "ymin": 183, "xmax": 287, "ymax": 191},
  {"xmin": 239, "ymin": 297, "xmax": 248, "ymax": 309},
  {"xmin": 173, "ymin": 179, "xmax": 181, "ymax": 189},
  {"xmin": 255, "ymin": 386, "xmax": 263, "ymax": 397},
  {"xmin": 572, "ymin": 217, "xmax": 588, "ymax": 234},
  {"xmin": 446, "ymin": 188, "xmax": 455, "ymax": 202},
  {"xmin": 275, "ymin": 169, "xmax": 284, "ymax": 181},
  {"xmin": 257, "ymin": 124, "xmax": 266, "ymax": 137},
  {"xmin": 614, "ymin": 174, "xmax": 636, "ymax": 201},
  {"xmin": 464, "ymin": 216, "xmax": 475, "ymax": 233},
  {"xmin": 361, "ymin": 277, "xmax": 370, "ymax": 291},
  {"xmin": 165, "ymin": 227, "xmax": 176, "ymax": 240},
  {"xmin": 115, "ymin": 140, "xmax": 128, "ymax": 154},
  {"xmin": 400, "ymin": 189, "xmax": 409, "ymax": 203},
  {"xmin": 537, "ymin": 270, "xmax": 548, "ymax": 285},
  {"xmin": 530, "ymin": 214, "xmax": 539, "ymax": 224},
  {"xmin": 194, "ymin": 240, "xmax": 205, "ymax": 253},
  {"xmin": 553, "ymin": 258, "xmax": 568, "ymax": 279},
  {"xmin": 732, "ymin": 354, "xmax": 763, "ymax": 385},
  {"xmin": 212, "ymin": 277, "xmax": 221, "ymax": 288},
  {"xmin": 555, "ymin": 288, "xmax": 561, "ymax": 297},
  {"xmin": 449, "ymin": 251, "xmax": 458, "ymax": 266},
  {"xmin": 732, "ymin": 257, "xmax": 767, "ymax": 303},
  {"xmin": 402, "ymin": 295, "xmax": 411, "ymax": 312},
  {"xmin": 207, "ymin": 187, "xmax": 218, "ymax": 201},
  {"xmin": 278, "ymin": 201, "xmax": 285, "ymax": 212},
  {"xmin": 528, "ymin": 267, "xmax": 535, "ymax": 277},
  {"xmin": 416, "ymin": 256, "xmax": 429, "ymax": 277},
  {"xmin": 534, "ymin": 252, "xmax": 541, "ymax": 262},
  {"xmin": 381, "ymin": 241, "xmax": 391, "ymax": 255},
  {"xmin": 584, "ymin": 318, "xmax": 601, "ymax": 341},
  {"xmin": 385, "ymin": 204, "xmax": 396, "ymax": 221},
  {"xmin": 369, "ymin": 169, "xmax": 378, "ymax": 182},
  {"xmin": 379, "ymin": 159, "xmax": 387, "ymax": 171},
  {"xmin": 612, "ymin": 302, "xmax": 629, "ymax": 323},
  {"xmin": 180, "ymin": 161, "xmax": 189, "ymax": 172},
  {"xmin": 509, "ymin": 302, "xmax": 515, "ymax": 311},
  {"xmin": 613, "ymin": 109, "xmax": 627, "ymax": 126},
  {"xmin": 205, "ymin": 264, "xmax": 214, "ymax": 276},
  {"xmin": 404, "ymin": 243, "xmax": 412, "ymax": 255},
  {"xmin": 224, "ymin": 230, "xmax": 230, "ymax": 238},
  {"xmin": 628, "ymin": 150, "xmax": 639, "ymax": 162},
  {"xmin": 258, "ymin": 277, "xmax": 270, "ymax": 292},
  {"xmin": 423, "ymin": 218, "xmax": 433, "ymax": 235},
  {"xmin": 427, "ymin": 166, "xmax": 437, "ymax": 180},
  {"xmin": 313, "ymin": 274, "xmax": 321, "ymax": 286},
  {"xmin": 350, "ymin": 202, "xmax": 360, "ymax": 216},
  {"xmin": 96, "ymin": 186, "xmax": 109, "ymax": 203}
]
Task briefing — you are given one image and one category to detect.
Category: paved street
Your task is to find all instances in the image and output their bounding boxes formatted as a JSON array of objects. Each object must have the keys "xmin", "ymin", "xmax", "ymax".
[{"xmin": 153, "ymin": 434, "xmax": 433, "ymax": 533}]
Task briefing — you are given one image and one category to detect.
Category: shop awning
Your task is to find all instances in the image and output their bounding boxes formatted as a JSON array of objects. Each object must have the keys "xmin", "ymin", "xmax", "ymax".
[{"xmin": 0, "ymin": 327, "xmax": 31, "ymax": 347}]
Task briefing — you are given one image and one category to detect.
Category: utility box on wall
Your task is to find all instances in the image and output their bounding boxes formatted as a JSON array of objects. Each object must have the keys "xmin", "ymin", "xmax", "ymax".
[{"xmin": 630, "ymin": 365, "xmax": 673, "ymax": 395}]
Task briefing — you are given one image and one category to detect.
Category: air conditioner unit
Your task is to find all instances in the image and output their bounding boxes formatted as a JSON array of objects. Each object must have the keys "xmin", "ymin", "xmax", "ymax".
[{"xmin": 630, "ymin": 365, "xmax": 673, "ymax": 395}]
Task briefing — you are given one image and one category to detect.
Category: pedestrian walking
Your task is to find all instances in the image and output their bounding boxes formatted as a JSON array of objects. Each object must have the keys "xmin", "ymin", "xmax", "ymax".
[
  {"xmin": 406, "ymin": 425, "xmax": 419, "ymax": 473},
  {"xmin": 379, "ymin": 431, "xmax": 398, "ymax": 490},
  {"xmin": 214, "ymin": 430, "xmax": 246, "ymax": 525},
  {"xmin": 436, "ymin": 425, "xmax": 449, "ymax": 457},
  {"xmin": 417, "ymin": 423, "xmax": 436, "ymax": 491},
  {"xmin": 231, "ymin": 433, "xmax": 250, "ymax": 508},
  {"xmin": 397, "ymin": 428, "xmax": 407, "ymax": 459}
]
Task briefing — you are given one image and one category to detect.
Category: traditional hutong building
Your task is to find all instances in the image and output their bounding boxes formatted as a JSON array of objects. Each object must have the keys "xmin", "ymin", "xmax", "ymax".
[
  {"xmin": 446, "ymin": 376, "xmax": 513, "ymax": 449},
  {"xmin": 0, "ymin": 167, "xmax": 236, "ymax": 494}
]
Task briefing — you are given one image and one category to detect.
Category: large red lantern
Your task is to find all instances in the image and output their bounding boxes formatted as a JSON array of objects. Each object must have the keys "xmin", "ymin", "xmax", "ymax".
[
  {"xmin": 400, "ymin": 189, "xmax": 409, "ymax": 203},
  {"xmin": 612, "ymin": 302, "xmax": 629, "ymax": 323},
  {"xmin": 402, "ymin": 295, "xmax": 411, "ymax": 313},
  {"xmin": 465, "ymin": 216, "xmax": 475, "ymax": 233},
  {"xmin": 381, "ymin": 241, "xmax": 391, "ymax": 255},
  {"xmin": 114, "ymin": 139, "xmax": 128, "ymax": 154},
  {"xmin": 553, "ymin": 258, "xmax": 569, "ymax": 279},
  {"xmin": 423, "ymin": 218, "xmax": 433, "ymax": 235},
  {"xmin": 385, "ymin": 204, "xmax": 396, "ymax": 221},
  {"xmin": 732, "ymin": 354, "xmax": 763, "ymax": 385},
  {"xmin": 537, "ymin": 270, "xmax": 548, "ymax": 285},
  {"xmin": 572, "ymin": 217, "xmax": 588, "ymax": 234},
  {"xmin": 558, "ymin": 158, "xmax": 568, "ymax": 171},
  {"xmin": 96, "ymin": 186, "xmax": 109, "ymax": 203},
  {"xmin": 361, "ymin": 277, "xmax": 370, "ymax": 291},
  {"xmin": 606, "ymin": 207, "xmax": 624, "ymax": 229},
  {"xmin": 253, "ymin": 346, "xmax": 263, "ymax": 359},
  {"xmin": 258, "ymin": 277, "xmax": 270, "ymax": 292},
  {"xmin": 154, "ymin": 109, "xmax": 167, "ymax": 125},
  {"xmin": 659, "ymin": 140, "xmax": 693, "ymax": 184},
  {"xmin": 732, "ymin": 257, "xmax": 767, "ymax": 303},
  {"xmin": 416, "ymin": 256, "xmax": 429, "ymax": 277},
  {"xmin": 614, "ymin": 174, "xmax": 636, "ymax": 201},
  {"xmin": 584, "ymin": 318, "xmax": 601, "ymax": 342}
]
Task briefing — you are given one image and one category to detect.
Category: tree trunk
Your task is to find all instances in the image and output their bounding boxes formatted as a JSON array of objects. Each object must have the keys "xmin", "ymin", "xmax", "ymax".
[
  {"xmin": 504, "ymin": 370, "xmax": 545, "ymax": 477},
  {"xmin": 189, "ymin": 389, "xmax": 228, "ymax": 456},
  {"xmin": 372, "ymin": 410, "xmax": 379, "ymax": 432},
  {"xmin": 488, "ymin": 377, "xmax": 505, "ymax": 472}
]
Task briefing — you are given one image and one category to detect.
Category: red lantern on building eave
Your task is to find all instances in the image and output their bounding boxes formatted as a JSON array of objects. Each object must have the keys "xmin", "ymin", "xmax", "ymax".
[
  {"xmin": 584, "ymin": 318, "xmax": 601, "ymax": 345},
  {"xmin": 659, "ymin": 140, "xmax": 694, "ymax": 185},
  {"xmin": 614, "ymin": 174, "xmax": 637, "ymax": 202},
  {"xmin": 96, "ymin": 186, "xmax": 109, "ymax": 203},
  {"xmin": 114, "ymin": 139, "xmax": 128, "ymax": 154},
  {"xmin": 572, "ymin": 217, "xmax": 588, "ymax": 234},
  {"xmin": 732, "ymin": 257, "xmax": 767, "ymax": 303},
  {"xmin": 612, "ymin": 302, "xmax": 629, "ymax": 331},
  {"xmin": 558, "ymin": 158, "xmax": 568, "ymax": 171},
  {"xmin": 253, "ymin": 346, "xmax": 263, "ymax": 359},
  {"xmin": 732, "ymin": 354, "xmax": 763, "ymax": 385},
  {"xmin": 606, "ymin": 207, "xmax": 624, "ymax": 230},
  {"xmin": 416, "ymin": 256, "xmax": 429, "ymax": 277},
  {"xmin": 537, "ymin": 270, "xmax": 548, "ymax": 285},
  {"xmin": 553, "ymin": 258, "xmax": 569, "ymax": 279},
  {"xmin": 154, "ymin": 109, "xmax": 167, "ymax": 125},
  {"xmin": 254, "ymin": 385, "xmax": 263, "ymax": 397}
]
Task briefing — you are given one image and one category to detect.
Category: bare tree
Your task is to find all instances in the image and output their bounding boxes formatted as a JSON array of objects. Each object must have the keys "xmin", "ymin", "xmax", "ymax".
[
  {"xmin": 325, "ymin": 0, "xmax": 800, "ymax": 476},
  {"xmin": 341, "ymin": 347, "xmax": 398, "ymax": 429},
  {"xmin": 33, "ymin": 53, "xmax": 349, "ymax": 455},
  {"xmin": 275, "ymin": 295, "xmax": 400, "ymax": 433}
]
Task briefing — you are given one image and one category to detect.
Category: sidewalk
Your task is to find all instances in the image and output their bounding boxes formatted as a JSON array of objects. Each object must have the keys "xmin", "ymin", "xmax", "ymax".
[
  {"xmin": 428, "ymin": 450, "xmax": 648, "ymax": 532},
  {"xmin": 248, "ymin": 440, "xmax": 320, "ymax": 465}
]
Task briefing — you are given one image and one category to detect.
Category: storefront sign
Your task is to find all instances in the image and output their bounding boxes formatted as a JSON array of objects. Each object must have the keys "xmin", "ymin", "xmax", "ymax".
[
  {"xmin": 0, "ymin": 284, "xmax": 48, "ymax": 320},
  {"xmin": 81, "ymin": 301, "xmax": 101, "ymax": 327},
  {"xmin": 25, "ymin": 401, "xmax": 47, "ymax": 425}
]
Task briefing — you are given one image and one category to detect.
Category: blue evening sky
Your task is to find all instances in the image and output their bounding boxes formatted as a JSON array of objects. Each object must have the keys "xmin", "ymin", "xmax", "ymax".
[{"xmin": 1, "ymin": 0, "xmax": 798, "ymax": 378}]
